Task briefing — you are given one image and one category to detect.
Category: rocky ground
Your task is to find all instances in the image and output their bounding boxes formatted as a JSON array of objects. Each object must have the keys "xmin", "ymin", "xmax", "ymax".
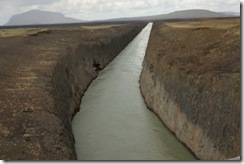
[
  {"xmin": 140, "ymin": 18, "xmax": 240, "ymax": 160},
  {"xmin": 0, "ymin": 23, "xmax": 145, "ymax": 160}
]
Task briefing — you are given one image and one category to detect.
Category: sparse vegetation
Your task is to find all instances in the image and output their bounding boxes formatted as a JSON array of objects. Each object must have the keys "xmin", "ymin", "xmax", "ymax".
[
  {"xmin": 165, "ymin": 19, "xmax": 239, "ymax": 29},
  {"xmin": 0, "ymin": 28, "xmax": 49, "ymax": 37},
  {"xmin": 0, "ymin": 24, "xmax": 122, "ymax": 37},
  {"xmin": 80, "ymin": 25, "xmax": 120, "ymax": 30}
]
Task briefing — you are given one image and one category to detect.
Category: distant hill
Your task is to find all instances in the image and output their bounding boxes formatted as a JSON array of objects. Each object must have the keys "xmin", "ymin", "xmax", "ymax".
[
  {"xmin": 5, "ymin": 9, "xmax": 238, "ymax": 26},
  {"xmin": 222, "ymin": 12, "xmax": 240, "ymax": 16},
  {"xmin": 108, "ymin": 9, "xmax": 236, "ymax": 22},
  {"xmin": 5, "ymin": 10, "xmax": 82, "ymax": 26}
]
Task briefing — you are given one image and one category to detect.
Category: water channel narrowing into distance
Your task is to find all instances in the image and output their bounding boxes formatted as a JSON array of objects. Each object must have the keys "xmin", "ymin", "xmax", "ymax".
[{"xmin": 72, "ymin": 23, "xmax": 196, "ymax": 160}]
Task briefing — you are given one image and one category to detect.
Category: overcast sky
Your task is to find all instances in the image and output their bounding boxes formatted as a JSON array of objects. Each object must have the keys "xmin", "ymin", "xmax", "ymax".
[{"xmin": 0, "ymin": 0, "xmax": 240, "ymax": 25}]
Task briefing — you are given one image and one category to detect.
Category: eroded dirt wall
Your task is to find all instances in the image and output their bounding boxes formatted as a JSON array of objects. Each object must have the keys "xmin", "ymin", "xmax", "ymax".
[
  {"xmin": 0, "ymin": 23, "xmax": 145, "ymax": 160},
  {"xmin": 140, "ymin": 18, "xmax": 240, "ymax": 160},
  {"xmin": 51, "ymin": 25, "xmax": 145, "ymax": 160}
]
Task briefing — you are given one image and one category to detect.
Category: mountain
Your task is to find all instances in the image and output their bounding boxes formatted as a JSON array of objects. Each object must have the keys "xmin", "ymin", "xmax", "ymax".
[
  {"xmin": 155, "ymin": 9, "xmax": 233, "ymax": 19},
  {"xmin": 5, "ymin": 9, "xmax": 238, "ymax": 26},
  {"xmin": 222, "ymin": 12, "xmax": 240, "ymax": 16},
  {"xmin": 5, "ymin": 10, "xmax": 82, "ymax": 26},
  {"xmin": 108, "ymin": 9, "xmax": 236, "ymax": 22}
]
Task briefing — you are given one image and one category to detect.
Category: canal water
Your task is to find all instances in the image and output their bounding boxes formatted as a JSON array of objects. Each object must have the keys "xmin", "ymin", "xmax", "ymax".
[{"xmin": 72, "ymin": 23, "xmax": 196, "ymax": 160}]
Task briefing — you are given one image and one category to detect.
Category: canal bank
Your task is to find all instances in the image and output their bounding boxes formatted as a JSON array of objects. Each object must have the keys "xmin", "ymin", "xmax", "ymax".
[
  {"xmin": 72, "ymin": 23, "xmax": 196, "ymax": 160},
  {"xmin": 139, "ymin": 19, "xmax": 240, "ymax": 160},
  {"xmin": 0, "ymin": 23, "xmax": 145, "ymax": 160}
]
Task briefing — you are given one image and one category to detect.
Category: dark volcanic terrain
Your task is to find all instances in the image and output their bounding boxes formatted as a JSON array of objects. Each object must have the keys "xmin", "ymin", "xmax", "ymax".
[
  {"xmin": 0, "ymin": 23, "xmax": 145, "ymax": 160},
  {"xmin": 140, "ymin": 18, "xmax": 240, "ymax": 160}
]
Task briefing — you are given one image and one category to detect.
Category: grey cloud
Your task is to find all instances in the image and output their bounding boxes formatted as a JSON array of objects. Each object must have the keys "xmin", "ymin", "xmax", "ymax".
[{"xmin": 1, "ymin": 0, "xmax": 56, "ymax": 6}]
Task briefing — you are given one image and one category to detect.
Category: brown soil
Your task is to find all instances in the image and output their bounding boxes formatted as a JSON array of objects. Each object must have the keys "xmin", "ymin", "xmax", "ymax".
[
  {"xmin": 0, "ymin": 23, "xmax": 145, "ymax": 160},
  {"xmin": 140, "ymin": 18, "xmax": 240, "ymax": 159}
]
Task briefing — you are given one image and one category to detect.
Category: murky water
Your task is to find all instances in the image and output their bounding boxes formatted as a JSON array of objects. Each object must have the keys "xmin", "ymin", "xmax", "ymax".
[{"xmin": 72, "ymin": 23, "xmax": 196, "ymax": 160}]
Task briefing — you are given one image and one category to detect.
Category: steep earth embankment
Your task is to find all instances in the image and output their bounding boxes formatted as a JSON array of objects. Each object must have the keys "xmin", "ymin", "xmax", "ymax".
[
  {"xmin": 0, "ymin": 23, "xmax": 145, "ymax": 160},
  {"xmin": 140, "ymin": 18, "xmax": 240, "ymax": 160}
]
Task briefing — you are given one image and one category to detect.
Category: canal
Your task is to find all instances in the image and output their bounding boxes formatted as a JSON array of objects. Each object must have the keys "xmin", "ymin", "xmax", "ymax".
[{"xmin": 72, "ymin": 23, "xmax": 196, "ymax": 160}]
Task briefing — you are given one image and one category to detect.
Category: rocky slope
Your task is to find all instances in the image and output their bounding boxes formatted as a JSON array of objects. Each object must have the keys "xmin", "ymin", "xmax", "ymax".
[
  {"xmin": 140, "ymin": 18, "xmax": 240, "ymax": 160},
  {"xmin": 0, "ymin": 23, "xmax": 144, "ymax": 160}
]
